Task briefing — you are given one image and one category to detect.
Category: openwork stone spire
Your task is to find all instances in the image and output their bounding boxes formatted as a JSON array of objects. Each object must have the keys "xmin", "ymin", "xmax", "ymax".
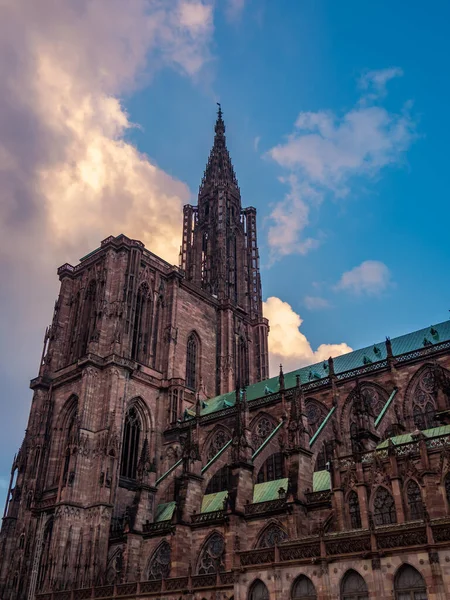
[{"xmin": 199, "ymin": 104, "xmax": 240, "ymax": 199}]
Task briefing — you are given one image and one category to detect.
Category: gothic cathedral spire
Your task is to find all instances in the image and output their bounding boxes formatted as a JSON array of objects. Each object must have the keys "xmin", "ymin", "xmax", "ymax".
[{"xmin": 180, "ymin": 106, "xmax": 263, "ymax": 321}]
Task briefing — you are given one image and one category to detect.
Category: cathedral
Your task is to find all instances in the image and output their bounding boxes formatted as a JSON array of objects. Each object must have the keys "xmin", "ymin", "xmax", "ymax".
[{"xmin": 2, "ymin": 108, "xmax": 450, "ymax": 600}]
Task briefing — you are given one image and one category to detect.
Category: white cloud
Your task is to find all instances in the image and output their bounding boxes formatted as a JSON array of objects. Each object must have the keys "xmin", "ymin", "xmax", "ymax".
[
  {"xmin": 263, "ymin": 296, "xmax": 352, "ymax": 375},
  {"xmin": 266, "ymin": 69, "xmax": 415, "ymax": 260},
  {"xmin": 266, "ymin": 175, "xmax": 321, "ymax": 260},
  {"xmin": 0, "ymin": 0, "xmax": 215, "ymax": 477},
  {"xmin": 304, "ymin": 296, "xmax": 330, "ymax": 310},
  {"xmin": 359, "ymin": 67, "xmax": 404, "ymax": 100},
  {"xmin": 335, "ymin": 260, "xmax": 391, "ymax": 296}
]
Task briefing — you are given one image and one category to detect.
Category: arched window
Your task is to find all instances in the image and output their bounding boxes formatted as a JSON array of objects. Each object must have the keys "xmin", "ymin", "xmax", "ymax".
[
  {"xmin": 373, "ymin": 487, "xmax": 397, "ymax": 526},
  {"xmin": 206, "ymin": 466, "xmax": 230, "ymax": 494},
  {"xmin": 341, "ymin": 570, "xmax": 369, "ymax": 600},
  {"xmin": 406, "ymin": 480, "xmax": 424, "ymax": 520},
  {"xmin": 394, "ymin": 565, "xmax": 427, "ymax": 600},
  {"xmin": 315, "ymin": 442, "xmax": 333, "ymax": 472},
  {"xmin": 249, "ymin": 580, "xmax": 269, "ymax": 600},
  {"xmin": 305, "ymin": 401, "xmax": 327, "ymax": 436},
  {"xmin": 257, "ymin": 453, "xmax": 285, "ymax": 483},
  {"xmin": 197, "ymin": 533, "xmax": 225, "ymax": 574},
  {"xmin": 349, "ymin": 491, "xmax": 362, "ymax": 529},
  {"xmin": 207, "ymin": 429, "xmax": 231, "ymax": 460},
  {"xmin": 251, "ymin": 417, "xmax": 275, "ymax": 451},
  {"xmin": 131, "ymin": 283, "xmax": 152, "ymax": 363},
  {"xmin": 412, "ymin": 369, "xmax": 436, "ymax": 431},
  {"xmin": 79, "ymin": 280, "xmax": 97, "ymax": 357},
  {"xmin": 18, "ymin": 533, "xmax": 25, "ymax": 550},
  {"xmin": 186, "ymin": 333, "xmax": 199, "ymax": 390},
  {"xmin": 257, "ymin": 524, "xmax": 288, "ymax": 548},
  {"xmin": 120, "ymin": 406, "xmax": 141, "ymax": 479},
  {"xmin": 148, "ymin": 541, "xmax": 171, "ymax": 580},
  {"xmin": 237, "ymin": 336, "xmax": 249, "ymax": 388},
  {"xmin": 292, "ymin": 575, "xmax": 317, "ymax": 599},
  {"xmin": 37, "ymin": 517, "xmax": 54, "ymax": 592},
  {"xmin": 31, "ymin": 446, "xmax": 41, "ymax": 478}
]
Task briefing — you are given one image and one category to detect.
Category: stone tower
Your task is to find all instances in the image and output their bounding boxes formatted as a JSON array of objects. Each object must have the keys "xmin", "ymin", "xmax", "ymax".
[
  {"xmin": 181, "ymin": 105, "xmax": 269, "ymax": 391},
  {"xmin": 0, "ymin": 110, "xmax": 269, "ymax": 600}
]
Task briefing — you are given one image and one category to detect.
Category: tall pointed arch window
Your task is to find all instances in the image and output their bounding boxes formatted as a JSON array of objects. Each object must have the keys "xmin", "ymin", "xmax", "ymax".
[
  {"xmin": 257, "ymin": 524, "xmax": 288, "ymax": 548},
  {"xmin": 257, "ymin": 453, "xmax": 285, "ymax": 483},
  {"xmin": 62, "ymin": 406, "xmax": 77, "ymax": 487},
  {"xmin": 148, "ymin": 541, "xmax": 171, "ymax": 580},
  {"xmin": 186, "ymin": 333, "xmax": 199, "ymax": 390},
  {"xmin": 406, "ymin": 480, "xmax": 424, "ymax": 520},
  {"xmin": 237, "ymin": 335, "xmax": 249, "ymax": 388},
  {"xmin": 341, "ymin": 570, "xmax": 369, "ymax": 600},
  {"xmin": 373, "ymin": 487, "xmax": 397, "ymax": 525},
  {"xmin": 249, "ymin": 580, "xmax": 269, "ymax": 600},
  {"xmin": 292, "ymin": 575, "xmax": 317, "ymax": 599},
  {"xmin": 197, "ymin": 533, "xmax": 225, "ymax": 574},
  {"xmin": 120, "ymin": 406, "xmax": 141, "ymax": 480},
  {"xmin": 412, "ymin": 369, "xmax": 436, "ymax": 431},
  {"xmin": 394, "ymin": 565, "xmax": 427, "ymax": 600},
  {"xmin": 348, "ymin": 491, "xmax": 362, "ymax": 529},
  {"xmin": 131, "ymin": 283, "xmax": 152, "ymax": 363},
  {"xmin": 79, "ymin": 280, "xmax": 97, "ymax": 356}
]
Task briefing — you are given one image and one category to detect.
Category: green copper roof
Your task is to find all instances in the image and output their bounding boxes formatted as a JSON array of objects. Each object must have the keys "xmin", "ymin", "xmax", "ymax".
[
  {"xmin": 376, "ymin": 424, "xmax": 450, "ymax": 449},
  {"xmin": 253, "ymin": 477, "xmax": 288, "ymax": 503},
  {"xmin": 155, "ymin": 501, "xmax": 176, "ymax": 522},
  {"xmin": 201, "ymin": 491, "xmax": 228, "ymax": 513},
  {"xmin": 313, "ymin": 470, "xmax": 331, "ymax": 492},
  {"xmin": 200, "ymin": 320, "xmax": 450, "ymax": 417}
]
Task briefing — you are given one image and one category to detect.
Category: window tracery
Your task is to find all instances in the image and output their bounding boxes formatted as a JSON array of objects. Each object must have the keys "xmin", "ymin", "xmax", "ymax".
[
  {"xmin": 186, "ymin": 333, "xmax": 199, "ymax": 390},
  {"xmin": 305, "ymin": 401, "xmax": 326, "ymax": 435},
  {"xmin": 237, "ymin": 336, "xmax": 249, "ymax": 388},
  {"xmin": 251, "ymin": 417, "xmax": 274, "ymax": 450},
  {"xmin": 249, "ymin": 580, "xmax": 269, "ymax": 600},
  {"xmin": 292, "ymin": 575, "xmax": 317, "ymax": 599},
  {"xmin": 341, "ymin": 570, "xmax": 369, "ymax": 600},
  {"xmin": 373, "ymin": 487, "xmax": 397, "ymax": 526},
  {"xmin": 257, "ymin": 524, "xmax": 288, "ymax": 548},
  {"xmin": 412, "ymin": 370, "xmax": 436, "ymax": 430},
  {"xmin": 348, "ymin": 491, "xmax": 362, "ymax": 529},
  {"xmin": 394, "ymin": 565, "xmax": 427, "ymax": 600},
  {"xmin": 148, "ymin": 541, "xmax": 171, "ymax": 580},
  {"xmin": 120, "ymin": 406, "xmax": 141, "ymax": 480},
  {"xmin": 197, "ymin": 533, "xmax": 225, "ymax": 574},
  {"xmin": 360, "ymin": 386, "xmax": 385, "ymax": 418},
  {"xmin": 406, "ymin": 480, "xmax": 424, "ymax": 520},
  {"xmin": 131, "ymin": 283, "xmax": 152, "ymax": 363},
  {"xmin": 207, "ymin": 429, "xmax": 231, "ymax": 460},
  {"xmin": 257, "ymin": 452, "xmax": 285, "ymax": 483}
]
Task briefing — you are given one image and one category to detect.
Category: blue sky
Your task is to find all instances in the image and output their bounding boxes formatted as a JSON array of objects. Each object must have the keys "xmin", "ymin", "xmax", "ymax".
[{"xmin": 0, "ymin": 0, "xmax": 449, "ymax": 509}]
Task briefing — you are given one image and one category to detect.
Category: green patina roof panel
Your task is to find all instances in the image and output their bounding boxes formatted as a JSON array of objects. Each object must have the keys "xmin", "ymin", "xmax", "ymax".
[
  {"xmin": 313, "ymin": 470, "xmax": 331, "ymax": 492},
  {"xmin": 376, "ymin": 424, "xmax": 450, "ymax": 449},
  {"xmin": 201, "ymin": 491, "xmax": 228, "ymax": 513},
  {"xmin": 253, "ymin": 477, "xmax": 288, "ymax": 503},
  {"xmin": 200, "ymin": 320, "xmax": 450, "ymax": 417},
  {"xmin": 155, "ymin": 501, "xmax": 176, "ymax": 522}
]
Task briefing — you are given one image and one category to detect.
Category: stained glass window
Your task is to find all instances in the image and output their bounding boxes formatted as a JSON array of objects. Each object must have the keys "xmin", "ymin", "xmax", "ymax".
[
  {"xmin": 394, "ymin": 565, "xmax": 427, "ymax": 600},
  {"xmin": 120, "ymin": 407, "xmax": 141, "ymax": 479},
  {"xmin": 292, "ymin": 575, "xmax": 317, "ymax": 599},
  {"xmin": 412, "ymin": 370, "xmax": 436, "ymax": 431},
  {"xmin": 373, "ymin": 487, "xmax": 397, "ymax": 526},
  {"xmin": 249, "ymin": 580, "xmax": 269, "ymax": 600},
  {"xmin": 148, "ymin": 541, "xmax": 171, "ymax": 580},
  {"xmin": 257, "ymin": 453, "xmax": 285, "ymax": 483},
  {"xmin": 349, "ymin": 491, "xmax": 362, "ymax": 529},
  {"xmin": 341, "ymin": 570, "xmax": 369, "ymax": 600},
  {"xmin": 406, "ymin": 480, "xmax": 424, "ymax": 520},
  {"xmin": 257, "ymin": 524, "xmax": 288, "ymax": 548},
  {"xmin": 197, "ymin": 533, "xmax": 225, "ymax": 574},
  {"xmin": 186, "ymin": 333, "xmax": 198, "ymax": 390}
]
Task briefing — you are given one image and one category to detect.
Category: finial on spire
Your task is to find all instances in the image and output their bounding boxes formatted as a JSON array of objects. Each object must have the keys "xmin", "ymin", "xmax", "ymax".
[{"xmin": 217, "ymin": 102, "xmax": 222, "ymax": 118}]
